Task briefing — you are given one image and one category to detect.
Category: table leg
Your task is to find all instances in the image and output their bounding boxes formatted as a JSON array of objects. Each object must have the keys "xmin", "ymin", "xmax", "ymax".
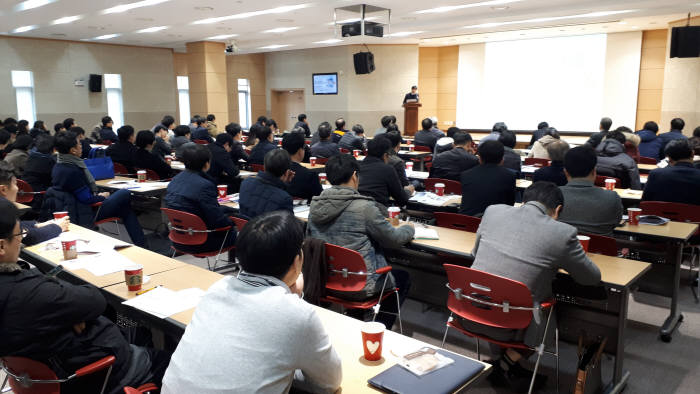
[
  {"xmin": 613, "ymin": 286, "xmax": 629, "ymax": 385},
  {"xmin": 660, "ymin": 241, "xmax": 684, "ymax": 342}
]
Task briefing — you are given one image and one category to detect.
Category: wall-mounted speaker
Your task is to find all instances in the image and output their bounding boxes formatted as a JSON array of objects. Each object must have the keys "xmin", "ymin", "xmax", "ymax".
[
  {"xmin": 353, "ymin": 52, "xmax": 375, "ymax": 75},
  {"xmin": 89, "ymin": 74, "xmax": 103, "ymax": 92},
  {"xmin": 670, "ymin": 26, "xmax": 700, "ymax": 58}
]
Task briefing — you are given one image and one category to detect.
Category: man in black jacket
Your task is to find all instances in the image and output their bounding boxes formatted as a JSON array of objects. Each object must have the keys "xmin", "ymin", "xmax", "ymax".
[
  {"xmin": 283, "ymin": 132, "xmax": 322, "ymax": 201},
  {"xmin": 459, "ymin": 140, "xmax": 516, "ymax": 216},
  {"xmin": 586, "ymin": 117, "xmax": 613, "ymax": 148},
  {"xmin": 225, "ymin": 122, "xmax": 249, "ymax": 164},
  {"xmin": 133, "ymin": 130, "xmax": 174, "ymax": 180},
  {"xmin": 430, "ymin": 131, "xmax": 479, "ymax": 181},
  {"xmin": 533, "ymin": 140, "xmax": 569, "ymax": 186},
  {"xmin": 380, "ymin": 132, "xmax": 410, "ymax": 187},
  {"xmin": 248, "ymin": 126, "xmax": 277, "ymax": 165},
  {"xmin": 106, "ymin": 125, "xmax": 137, "ymax": 173},
  {"xmin": 0, "ymin": 200, "xmax": 170, "ymax": 393},
  {"xmin": 414, "ymin": 118, "xmax": 444, "ymax": 150},
  {"xmin": 499, "ymin": 129, "xmax": 522, "ymax": 178},
  {"xmin": 310, "ymin": 124, "xmax": 340, "ymax": 158},
  {"xmin": 152, "ymin": 125, "xmax": 172, "ymax": 160},
  {"xmin": 22, "ymin": 134, "xmax": 56, "ymax": 195},
  {"xmin": 293, "ymin": 114, "xmax": 311, "ymax": 137},
  {"xmin": 207, "ymin": 133, "xmax": 241, "ymax": 193},
  {"xmin": 642, "ymin": 139, "xmax": 700, "ymax": 205},
  {"xmin": 99, "ymin": 116, "xmax": 117, "ymax": 143},
  {"xmin": 359, "ymin": 137, "xmax": 412, "ymax": 214}
]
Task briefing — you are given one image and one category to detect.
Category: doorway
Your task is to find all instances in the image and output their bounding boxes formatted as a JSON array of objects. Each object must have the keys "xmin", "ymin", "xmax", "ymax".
[{"xmin": 270, "ymin": 89, "xmax": 305, "ymax": 132}]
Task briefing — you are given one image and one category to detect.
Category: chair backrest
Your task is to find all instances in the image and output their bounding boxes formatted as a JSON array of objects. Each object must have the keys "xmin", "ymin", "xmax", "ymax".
[
  {"xmin": 250, "ymin": 163, "xmax": 265, "ymax": 172},
  {"xmin": 231, "ymin": 216, "xmax": 248, "ymax": 232},
  {"xmin": 339, "ymin": 148, "xmax": 350, "ymax": 154},
  {"xmin": 434, "ymin": 212, "xmax": 481, "ymax": 232},
  {"xmin": 16, "ymin": 179, "xmax": 35, "ymax": 203},
  {"xmin": 596, "ymin": 165, "xmax": 630, "ymax": 189},
  {"xmin": 315, "ymin": 157, "xmax": 329, "ymax": 164},
  {"xmin": 2, "ymin": 356, "xmax": 60, "ymax": 394},
  {"xmin": 112, "ymin": 162, "xmax": 131, "ymax": 177},
  {"xmin": 581, "ymin": 232, "xmax": 617, "ymax": 257},
  {"xmin": 424, "ymin": 178, "xmax": 462, "ymax": 195},
  {"xmin": 193, "ymin": 139, "xmax": 209, "ymax": 145},
  {"xmin": 100, "ymin": 140, "xmax": 113, "ymax": 146},
  {"xmin": 639, "ymin": 156, "xmax": 657, "ymax": 165},
  {"xmin": 135, "ymin": 168, "xmax": 160, "ymax": 181},
  {"xmin": 639, "ymin": 201, "xmax": 700, "ymax": 223},
  {"xmin": 324, "ymin": 243, "xmax": 369, "ymax": 293},
  {"xmin": 413, "ymin": 145, "xmax": 432, "ymax": 152},
  {"xmin": 624, "ymin": 141, "xmax": 640, "ymax": 163},
  {"xmin": 594, "ymin": 175, "xmax": 622, "ymax": 188},
  {"xmin": 443, "ymin": 264, "xmax": 534, "ymax": 330},
  {"xmin": 524, "ymin": 157, "xmax": 550, "ymax": 167},
  {"xmin": 160, "ymin": 208, "xmax": 210, "ymax": 245}
]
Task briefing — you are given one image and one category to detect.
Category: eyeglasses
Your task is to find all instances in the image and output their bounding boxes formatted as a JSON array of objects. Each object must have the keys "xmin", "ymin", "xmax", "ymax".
[{"xmin": 11, "ymin": 229, "xmax": 29, "ymax": 239}]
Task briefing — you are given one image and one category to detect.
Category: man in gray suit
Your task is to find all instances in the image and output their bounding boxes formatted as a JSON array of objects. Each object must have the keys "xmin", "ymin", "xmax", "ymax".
[
  {"xmin": 559, "ymin": 146, "xmax": 623, "ymax": 236},
  {"xmin": 465, "ymin": 182, "xmax": 601, "ymax": 391}
]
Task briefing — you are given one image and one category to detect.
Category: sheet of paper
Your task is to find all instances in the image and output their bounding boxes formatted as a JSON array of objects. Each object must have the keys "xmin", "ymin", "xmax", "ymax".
[
  {"xmin": 409, "ymin": 192, "xmax": 454, "ymax": 206},
  {"xmin": 122, "ymin": 287, "xmax": 206, "ymax": 319},
  {"xmin": 406, "ymin": 170, "xmax": 429, "ymax": 180},
  {"xmin": 76, "ymin": 238, "xmax": 131, "ymax": 254},
  {"xmin": 63, "ymin": 250, "xmax": 137, "ymax": 276},
  {"xmin": 414, "ymin": 226, "xmax": 439, "ymax": 240}
]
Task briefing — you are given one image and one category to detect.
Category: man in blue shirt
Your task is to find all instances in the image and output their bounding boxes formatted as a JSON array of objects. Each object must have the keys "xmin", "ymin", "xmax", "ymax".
[
  {"xmin": 657, "ymin": 118, "xmax": 688, "ymax": 159},
  {"xmin": 642, "ymin": 139, "xmax": 700, "ymax": 205}
]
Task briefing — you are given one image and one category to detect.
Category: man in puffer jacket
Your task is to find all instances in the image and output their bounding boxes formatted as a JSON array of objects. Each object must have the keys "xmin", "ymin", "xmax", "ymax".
[
  {"xmin": 636, "ymin": 121, "xmax": 664, "ymax": 161},
  {"xmin": 308, "ymin": 154, "xmax": 414, "ymax": 329},
  {"xmin": 528, "ymin": 127, "xmax": 560, "ymax": 160},
  {"xmin": 596, "ymin": 128, "xmax": 642, "ymax": 190}
]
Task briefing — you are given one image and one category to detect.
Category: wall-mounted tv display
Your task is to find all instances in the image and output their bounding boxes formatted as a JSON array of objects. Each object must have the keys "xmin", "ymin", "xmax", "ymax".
[{"xmin": 312, "ymin": 73, "xmax": 338, "ymax": 95}]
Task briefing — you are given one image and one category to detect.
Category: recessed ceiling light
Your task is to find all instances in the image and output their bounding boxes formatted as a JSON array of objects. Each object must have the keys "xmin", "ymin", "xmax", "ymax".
[
  {"xmin": 463, "ymin": 10, "xmax": 636, "ymax": 29},
  {"xmin": 93, "ymin": 34, "xmax": 120, "ymax": 40},
  {"xmin": 52, "ymin": 15, "xmax": 83, "ymax": 25},
  {"xmin": 14, "ymin": 0, "xmax": 56, "ymax": 12},
  {"xmin": 137, "ymin": 26, "xmax": 168, "ymax": 33},
  {"xmin": 12, "ymin": 25, "xmax": 38, "ymax": 33},
  {"xmin": 259, "ymin": 44, "xmax": 291, "ymax": 49},
  {"xmin": 631, "ymin": 25, "xmax": 639, "ymax": 29},
  {"xmin": 103, "ymin": 0, "xmax": 171, "ymax": 15},
  {"xmin": 194, "ymin": 6, "xmax": 214, "ymax": 11},
  {"xmin": 194, "ymin": 4, "xmax": 310, "ymax": 24},
  {"xmin": 207, "ymin": 34, "xmax": 238, "ymax": 40},
  {"xmin": 313, "ymin": 38, "xmax": 343, "ymax": 44},
  {"xmin": 387, "ymin": 31, "xmax": 424, "ymax": 37},
  {"xmin": 263, "ymin": 27, "xmax": 300, "ymax": 33},
  {"xmin": 417, "ymin": 0, "xmax": 522, "ymax": 14}
]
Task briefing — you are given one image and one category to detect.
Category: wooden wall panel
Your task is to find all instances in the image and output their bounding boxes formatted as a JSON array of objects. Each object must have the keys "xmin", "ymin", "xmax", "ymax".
[{"xmin": 635, "ymin": 29, "xmax": 667, "ymax": 130}]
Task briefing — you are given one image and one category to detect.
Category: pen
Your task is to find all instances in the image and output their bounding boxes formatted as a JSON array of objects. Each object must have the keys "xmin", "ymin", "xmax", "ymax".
[{"xmin": 136, "ymin": 285, "xmax": 160, "ymax": 295}]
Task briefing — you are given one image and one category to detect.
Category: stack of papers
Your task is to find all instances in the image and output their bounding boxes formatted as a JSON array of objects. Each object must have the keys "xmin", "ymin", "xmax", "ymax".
[
  {"xmin": 406, "ymin": 170, "xmax": 429, "ymax": 180},
  {"xmin": 76, "ymin": 238, "xmax": 131, "ymax": 253},
  {"xmin": 122, "ymin": 287, "xmax": 206, "ymax": 319},
  {"xmin": 414, "ymin": 226, "xmax": 439, "ymax": 240},
  {"xmin": 409, "ymin": 192, "xmax": 456, "ymax": 207},
  {"xmin": 293, "ymin": 205, "xmax": 311, "ymax": 220},
  {"xmin": 62, "ymin": 250, "xmax": 137, "ymax": 276},
  {"xmin": 218, "ymin": 193, "xmax": 239, "ymax": 203}
]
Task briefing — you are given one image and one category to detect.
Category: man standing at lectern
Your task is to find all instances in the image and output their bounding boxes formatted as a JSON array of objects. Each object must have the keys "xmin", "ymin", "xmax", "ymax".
[{"xmin": 403, "ymin": 85, "xmax": 420, "ymax": 104}]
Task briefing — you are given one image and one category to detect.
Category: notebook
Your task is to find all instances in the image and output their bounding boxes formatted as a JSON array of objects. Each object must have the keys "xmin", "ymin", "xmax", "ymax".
[{"xmin": 368, "ymin": 349, "xmax": 485, "ymax": 394}]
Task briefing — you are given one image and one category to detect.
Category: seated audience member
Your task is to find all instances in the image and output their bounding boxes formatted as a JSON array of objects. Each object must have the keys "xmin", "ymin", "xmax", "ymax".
[
  {"xmin": 151, "ymin": 115, "xmax": 176, "ymax": 135},
  {"xmin": 499, "ymin": 129, "xmax": 522, "ymax": 177},
  {"xmin": 332, "ymin": 118, "xmax": 348, "ymax": 143},
  {"xmin": 162, "ymin": 211, "xmax": 341, "ymax": 394},
  {"xmin": 691, "ymin": 136, "xmax": 700, "ymax": 169},
  {"xmin": 636, "ymin": 121, "xmax": 663, "ymax": 161},
  {"xmin": 466, "ymin": 182, "xmax": 600, "ymax": 391},
  {"xmin": 1, "ymin": 125, "xmax": 17, "ymax": 159},
  {"xmin": 430, "ymin": 117, "xmax": 441, "ymax": 133},
  {"xmin": 248, "ymin": 126, "xmax": 277, "ymax": 164},
  {"xmin": 414, "ymin": 118, "xmax": 444, "ymax": 150},
  {"xmin": 171, "ymin": 125, "xmax": 192, "ymax": 158},
  {"xmin": 164, "ymin": 144, "xmax": 237, "ymax": 256},
  {"xmin": 293, "ymin": 113, "xmax": 311, "ymax": 137},
  {"xmin": 29, "ymin": 120, "xmax": 48, "ymax": 139},
  {"xmin": 0, "ymin": 162, "xmax": 67, "ymax": 245},
  {"xmin": 374, "ymin": 115, "xmax": 392, "ymax": 136},
  {"xmin": 528, "ymin": 127, "xmax": 560, "ymax": 159},
  {"xmin": 430, "ymin": 131, "xmax": 479, "ymax": 181},
  {"xmin": 269, "ymin": 118, "xmax": 281, "ymax": 135},
  {"xmin": 99, "ymin": 116, "xmax": 117, "ymax": 143},
  {"xmin": 657, "ymin": 118, "xmax": 688, "ymax": 158},
  {"xmin": 70, "ymin": 127, "xmax": 93, "ymax": 160},
  {"xmin": 191, "ymin": 116, "xmax": 213, "ymax": 143},
  {"xmin": 0, "ymin": 129, "xmax": 12, "ymax": 155},
  {"xmin": 245, "ymin": 123, "xmax": 263, "ymax": 147},
  {"xmin": 54, "ymin": 122, "xmax": 65, "ymax": 135},
  {"xmin": 0, "ymin": 200, "xmax": 169, "ymax": 393},
  {"xmin": 46, "ymin": 132, "xmax": 147, "ymax": 246},
  {"xmin": 642, "ymin": 139, "xmax": 700, "ymax": 205},
  {"xmin": 106, "ymin": 125, "xmax": 138, "ymax": 173},
  {"xmin": 282, "ymin": 132, "xmax": 322, "ymax": 201},
  {"xmin": 596, "ymin": 128, "xmax": 642, "ymax": 190},
  {"xmin": 225, "ymin": 122, "xmax": 249, "ymax": 163},
  {"xmin": 479, "ymin": 122, "xmax": 508, "ymax": 145},
  {"xmin": 308, "ymin": 154, "xmax": 413, "ymax": 328},
  {"xmin": 133, "ymin": 130, "xmax": 174, "ymax": 180},
  {"xmin": 529, "ymin": 121, "xmax": 549, "ymax": 147},
  {"xmin": 206, "ymin": 114, "xmax": 218, "ymax": 136},
  {"xmin": 3, "ymin": 134, "xmax": 31, "ymax": 176},
  {"xmin": 239, "ymin": 149, "xmax": 294, "ymax": 219},
  {"xmin": 310, "ymin": 123, "xmax": 340, "ymax": 158},
  {"xmin": 559, "ymin": 146, "xmax": 623, "ymax": 235},
  {"xmin": 338, "ymin": 124, "xmax": 366, "ymax": 151},
  {"xmin": 586, "ymin": 117, "xmax": 613, "ymax": 148},
  {"xmin": 17, "ymin": 120, "xmax": 29, "ymax": 135},
  {"xmin": 381, "ymin": 131, "xmax": 410, "ymax": 187},
  {"xmin": 359, "ymin": 137, "xmax": 412, "ymax": 215},
  {"xmin": 21, "ymin": 134, "xmax": 56, "ymax": 205},
  {"xmin": 152, "ymin": 125, "xmax": 172, "ymax": 160},
  {"xmin": 62, "ymin": 118, "xmax": 77, "ymax": 132},
  {"xmin": 207, "ymin": 133, "xmax": 240, "ymax": 193},
  {"xmin": 533, "ymin": 140, "xmax": 570, "ymax": 186},
  {"xmin": 435, "ymin": 126, "xmax": 461, "ymax": 155},
  {"xmin": 459, "ymin": 140, "xmax": 516, "ymax": 216}
]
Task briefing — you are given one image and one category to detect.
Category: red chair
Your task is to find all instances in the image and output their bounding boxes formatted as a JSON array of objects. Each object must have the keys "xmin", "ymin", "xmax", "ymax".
[
  {"xmin": 594, "ymin": 175, "xmax": 622, "ymax": 188},
  {"xmin": 161, "ymin": 208, "xmax": 236, "ymax": 271},
  {"xmin": 624, "ymin": 141, "xmax": 640, "ymax": 163},
  {"xmin": 339, "ymin": 148, "xmax": 350, "ymax": 154},
  {"xmin": 411, "ymin": 145, "xmax": 433, "ymax": 171},
  {"xmin": 124, "ymin": 383, "xmax": 158, "ymax": 393},
  {"xmin": 249, "ymin": 163, "xmax": 265, "ymax": 172},
  {"xmin": 16, "ymin": 179, "xmax": 44, "ymax": 204},
  {"xmin": 100, "ymin": 140, "xmax": 113, "ymax": 146},
  {"xmin": 441, "ymin": 264, "xmax": 558, "ymax": 393},
  {"xmin": 231, "ymin": 216, "xmax": 248, "ymax": 232},
  {"xmin": 413, "ymin": 145, "xmax": 431, "ymax": 152},
  {"xmin": 524, "ymin": 157, "xmax": 550, "ymax": 167},
  {"xmin": 320, "ymin": 244, "xmax": 403, "ymax": 333},
  {"xmin": 424, "ymin": 178, "xmax": 461, "ymax": 195},
  {"xmin": 315, "ymin": 157, "xmax": 329, "ymax": 165},
  {"xmin": 112, "ymin": 163, "xmax": 135, "ymax": 177},
  {"xmin": 1, "ymin": 355, "xmax": 116, "ymax": 394},
  {"xmin": 92, "ymin": 202, "xmax": 122, "ymax": 239},
  {"xmin": 639, "ymin": 156, "xmax": 657, "ymax": 165},
  {"xmin": 580, "ymin": 232, "xmax": 618, "ymax": 257},
  {"xmin": 434, "ymin": 212, "xmax": 481, "ymax": 232},
  {"xmin": 193, "ymin": 139, "xmax": 209, "ymax": 145}
]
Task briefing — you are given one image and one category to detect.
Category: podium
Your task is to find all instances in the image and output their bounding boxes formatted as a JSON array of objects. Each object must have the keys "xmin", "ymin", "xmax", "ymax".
[{"xmin": 403, "ymin": 102, "xmax": 421, "ymax": 136}]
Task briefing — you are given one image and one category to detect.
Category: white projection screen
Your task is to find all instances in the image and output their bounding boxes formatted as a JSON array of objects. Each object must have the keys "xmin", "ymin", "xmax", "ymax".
[{"xmin": 456, "ymin": 33, "xmax": 641, "ymax": 132}]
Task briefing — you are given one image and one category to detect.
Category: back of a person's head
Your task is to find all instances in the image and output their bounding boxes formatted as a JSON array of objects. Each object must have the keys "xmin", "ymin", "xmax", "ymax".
[
  {"xmin": 117, "ymin": 125, "xmax": 135, "ymax": 142},
  {"xmin": 326, "ymin": 154, "xmax": 360, "ymax": 185},
  {"xmin": 182, "ymin": 143, "xmax": 211, "ymax": 171},
  {"xmin": 53, "ymin": 123, "xmax": 64, "ymax": 133},
  {"xmin": 290, "ymin": 126, "xmax": 305, "ymax": 135},
  {"xmin": 215, "ymin": 132, "xmax": 234, "ymax": 147},
  {"xmin": 564, "ymin": 145, "xmax": 597, "ymax": 178},
  {"xmin": 3, "ymin": 118, "xmax": 17, "ymax": 127},
  {"xmin": 225, "ymin": 122, "xmax": 242, "ymax": 136},
  {"xmin": 318, "ymin": 122, "xmax": 332, "ymax": 140},
  {"xmin": 55, "ymin": 131, "xmax": 78, "ymax": 154},
  {"xmin": 267, "ymin": 119, "xmax": 278, "ymax": 129},
  {"xmin": 4, "ymin": 125, "xmax": 17, "ymax": 135},
  {"xmin": 257, "ymin": 115, "xmax": 268, "ymax": 125},
  {"xmin": 537, "ymin": 121, "xmax": 549, "ymax": 130},
  {"xmin": 35, "ymin": 134, "xmax": 55, "ymax": 154},
  {"xmin": 492, "ymin": 122, "xmax": 508, "ymax": 134},
  {"xmin": 236, "ymin": 210, "xmax": 304, "ymax": 279},
  {"xmin": 71, "ymin": 126, "xmax": 86, "ymax": 137},
  {"xmin": 174, "ymin": 125, "xmax": 190, "ymax": 137},
  {"xmin": 352, "ymin": 124, "xmax": 364, "ymax": 135},
  {"xmin": 101, "ymin": 116, "xmax": 112, "ymax": 126},
  {"xmin": 335, "ymin": 118, "xmax": 345, "ymax": 130},
  {"xmin": 523, "ymin": 181, "xmax": 564, "ymax": 214},
  {"xmin": 477, "ymin": 140, "xmax": 504, "ymax": 164},
  {"xmin": 264, "ymin": 148, "xmax": 290, "ymax": 177},
  {"xmin": 690, "ymin": 137, "xmax": 700, "ymax": 155},
  {"xmin": 12, "ymin": 134, "xmax": 32, "ymax": 151},
  {"xmin": 258, "ymin": 126, "xmax": 273, "ymax": 141},
  {"xmin": 161, "ymin": 115, "xmax": 175, "ymax": 128},
  {"xmin": 389, "ymin": 115, "xmax": 397, "ymax": 124},
  {"xmin": 33, "ymin": 120, "xmax": 44, "ymax": 130},
  {"xmin": 381, "ymin": 115, "xmax": 392, "ymax": 128},
  {"xmin": 282, "ymin": 132, "xmax": 305, "ymax": 155},
  {"xmin": 421, "ymin": 118, "xmax": 432, "ymax": 130},
  {"xmin": 498, "ymin": 129, "xmax": 516, "ymax": 148},
  {"xmin": 606, "ymin": 129, "xmax": 626, "ymax": 144},
  {"xmin": 0, "ymin": 197, "xmax": 18, "ymax": 240},
  {"xmin": 135, "ymin": 130, "xmax": 155, "ymax": 149},
  {"xmin": 664, "ymin": 139, "xmax": 693, "ymax": 162},
  {"xmin": 207, "ymin": 114, "xmax": 216, "ymax": 122},
  {"xmin": 195, "ymin": 116, "xmax": 205, "ymax": 126},
  {"xmin": 600, "ymin": 117, "xmax": 613, "ymax": 132},
  {"xmin": 367, "ymin": 136, "xmax": 391, "ymax": 159},
  {"xmin": 153, "ymin": 125, "xmax": 167, "ymax": 135},
  {"xmin": 17, "ymin": 120, "xmax": 28, "ymax": 133},
  {"xmin": 670, "ymin": 118, "xmax": 685, "ymax": 131},
  {"xmin": 453, "ymin": 131, "xmax": 472, "ymax": 147},
  {"xmin": 62, "ymin": 118, "xmax": 75, "ymax": 130},
  {"xmin": 694, "ymin": 126, "xmax": 700, "ymax": 138},
  {"xmin": 0, "ymin": 129, "xmax": 10, "ymax": 145},
  {"xmin": 387, "ymin": 124, "xmax": 399, "ymax": 133},
  {"xmin": 544, "ymin": 127, "xmax": 560, "ymax": 139},
  {"xmin": 644, "ymin": 121, "xmax": 659, "ymax": 133},
  {"xmin": 446, "ymin": 127, "xmax": 460, "ymax": 139},
  {"xmin": 0, "ymin": 161, "xmax": 16, "ymax": 187},
  {"xmin": 546, "ymin": 140, "xmax": 570, "ymax": 162},
  {"xmin": 298, "ymin": 113, "xmax": 307, "ymax": 122}
]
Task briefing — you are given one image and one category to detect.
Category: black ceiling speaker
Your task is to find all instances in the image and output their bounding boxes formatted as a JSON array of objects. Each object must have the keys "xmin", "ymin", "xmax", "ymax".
[
  {"xmin": 670, "ymin": 26, "xmax": 700, "ymax": 58},
  {"xmin": 353, "ymin": 51, "xmax": 375, "ymax": 74},
  {"xmin": 341, "ymin": 21, "xmax": 384, "ymax": 38},
  {"xmin": 89, "ymin": 74, "xmax": 103, "ymax": 92}
]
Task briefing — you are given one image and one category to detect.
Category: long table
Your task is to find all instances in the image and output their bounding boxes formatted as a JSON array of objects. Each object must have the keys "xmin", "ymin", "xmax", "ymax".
[{"xmin": 95, "ymin": 176, "xmax": 170, "ymax": 194}]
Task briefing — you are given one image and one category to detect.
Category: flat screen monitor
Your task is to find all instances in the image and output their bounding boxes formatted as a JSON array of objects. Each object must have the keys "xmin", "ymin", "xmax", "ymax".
[{"xmin": 312, "ymin": 73, "xmax": 338, "ymax": 95}]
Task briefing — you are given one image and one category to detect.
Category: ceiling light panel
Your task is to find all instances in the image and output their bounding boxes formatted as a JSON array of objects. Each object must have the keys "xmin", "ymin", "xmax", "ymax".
[
  {"xmin": 417, "ymin": 0, "xmax": 523, "ymax": 14},
  {"xmin": 193, "ymin": 4, "xmax": 310, "ymax": 24},
  {"xmin": 259, "ymin": 44, "xmax": 291, "ymax": 49},
  {"xmin": 463, "ymin": 9, "xmax": 637, "ymax": 29},
  {"xmin": 52, "ymin": 15, "xmax": 82, "ymax": 24},
  {"xmin": 93, "ymin": 34, "xmax": 121, "ymax": 40},
  {"xmin": 313, "ymin": 39, "xmax": 343, "ymax": 44},
  {"xmin": 12, "ymin": 25, "xmax": 38, "ymax": 33},
  {"xmin": 14, "ymin": 0, "xmax": 57, "ymax": 12},
  {"xmin": 207, "ymin": 34, "xmax": 239, "ymax": 40},
  {"xmin": 263, "ymin": 27, "xmax": 300, "ymax": 33},
  {"xmin": 137, "ymin": 26, "xmax": 168, "ymax": 33},
  {"xmin": 103, "ymin": 0, "xmax": 171, "ymax": 14},
  {"xmin": 387, "ymin": 31, "xmax": 425, "ymax": 37}
]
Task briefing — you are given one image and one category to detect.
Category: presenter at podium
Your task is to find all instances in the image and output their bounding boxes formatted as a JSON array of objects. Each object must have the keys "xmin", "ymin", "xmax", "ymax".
[{"xmin": 403, "ymin": 85, "xmax": 419, "ymax": 104}]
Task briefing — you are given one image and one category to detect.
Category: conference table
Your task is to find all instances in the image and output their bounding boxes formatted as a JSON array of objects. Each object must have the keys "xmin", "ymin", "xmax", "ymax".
[
  {"xmin": 14, "ymin": 201, "xmax": 31, "ymax": 212},
  {"xmin": 95, "ymin": 176, "xmax": 170, "ymax": 195}
]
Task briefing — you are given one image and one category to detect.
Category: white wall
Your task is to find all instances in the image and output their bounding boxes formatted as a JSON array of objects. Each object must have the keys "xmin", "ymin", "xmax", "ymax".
[{"xmin": 602, "ymin": 31, "xmax": 643, "ymax": 130}]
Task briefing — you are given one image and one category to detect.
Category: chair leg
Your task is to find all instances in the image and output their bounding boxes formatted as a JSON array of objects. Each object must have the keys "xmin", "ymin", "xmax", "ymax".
[
  {"xmin": 395, "ymin": 290, "xmax": 403, "ymax": 335},
  {"xmin": 441, "ymin": 313, "xmax": 453, "ymax": 347},
  {"xmin": 1, "ymin": 375, "xmax": 9, "ymax": 392},
  {"xmin": 475, "ymin": 338, "xmax": 480, "ymax": 361},
  {"xmin": 555, "ymin": 328, "xmax": 560, "ymax": 394},
  {"xmin": 528, "ymin": 344, "xmax": 544, "ymax": 394}
]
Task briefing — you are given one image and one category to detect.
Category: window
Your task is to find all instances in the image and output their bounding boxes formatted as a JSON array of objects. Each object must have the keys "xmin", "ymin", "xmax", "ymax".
[
  {"xmin": 11, "ymin": 70, "xmax": 36, "ymax": 124},
  {"xmin": 104, "ymin": 74, "xmax": 124, "ymax": 129},
  {"xmin": 238, "ymin": 78, "xmax": 251, "ymax": 129},
  {"xmin": 177, "ymin": 76, "xmax": 190, "ymax": 126}
]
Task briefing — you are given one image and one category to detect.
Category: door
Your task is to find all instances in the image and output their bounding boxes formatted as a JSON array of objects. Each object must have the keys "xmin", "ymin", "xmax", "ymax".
[{"xmin": 270, "ymin": 89, "xmax": 305, "ymax": 132}]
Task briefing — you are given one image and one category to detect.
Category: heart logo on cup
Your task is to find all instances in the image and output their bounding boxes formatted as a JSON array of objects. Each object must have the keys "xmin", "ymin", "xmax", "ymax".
[{"xmin": 366, "ymin": 341, "xmax": 380, "ymax": 355}]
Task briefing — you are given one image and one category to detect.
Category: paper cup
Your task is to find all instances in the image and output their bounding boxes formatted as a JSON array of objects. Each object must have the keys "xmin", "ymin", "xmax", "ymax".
[
  {"xmin": 408, "ymin": 145, "xmax": 414, "ymax": 152},
  {"xmin": 361, "ymin": 322, "xmax": 385, "ymax": 361},
  {"xmin": 165, "ymin": 157, "xmax": 172, "ymax": 165},
  {"xmin": 124, "ymin": 265, "xmax": 144, "ymax": 291},
  {"xmin": 604, "ymin": 178, "xmax": 616, "ymax": 190},
  {"xmin": 628, "ymin": 208, "xmax": 642, "ymax": 226},
  {"xmin": 60, "ymin": 234, "xmax": 77, "ymax": 260},
  {"xmin": 217, "ymin": 185, "xmax": 228, "ymax": 198},
  {"xmin": 405, "ymin": 162, "xmax": 414, "ymax": 172},
  {"xmin": 53, "ymin": 211, "xmax": 68, "ymax": 220},
  {"xmin": 137, "ymin": 170, "xmax": 147, "ymax": 183},
  {"xmin": 319, "ymin": 173, "xmax": 327, "ymax": 184},
  {"xmin": 310, "ymin": 157, "xmax": 317, "ymax": 167},
  {"xmin": 435, "ymin": 183, "xmax": 445, "ymax": 196},
  {"xmin": 388, "ymin": 207, "xmax": 401, "ymax": 226},
  {"xmin": 353, "ymin": 149, "xmax": 361, "ymax": 158},
  {"xmin": 577, "ymin": 235, "xmax": 590, "ymax": 253},
  {"xmin": 242, "ymin": 135, "xmax": 248, "ymax": 142}
]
